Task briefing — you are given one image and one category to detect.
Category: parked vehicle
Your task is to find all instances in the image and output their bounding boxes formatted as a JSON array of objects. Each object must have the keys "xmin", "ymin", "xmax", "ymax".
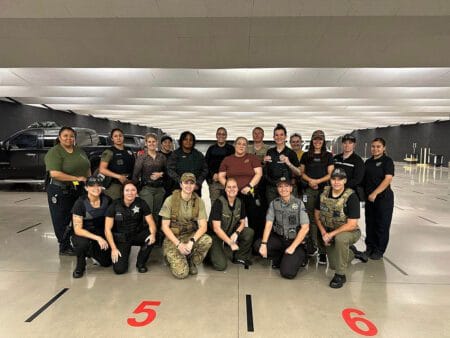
[
  {"xmin": 0, "ymin": 126, "xmax": 108, "ymax": 182},
  {"xmin": 97, "ymin": 133, "xmax": 145, "ymax": 151}
]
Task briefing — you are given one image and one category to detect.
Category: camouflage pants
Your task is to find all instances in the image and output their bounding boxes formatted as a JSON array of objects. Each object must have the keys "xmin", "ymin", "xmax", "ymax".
[{"xmin": 163, "ymin": 232, "xmax": 212, "ymax": 279}]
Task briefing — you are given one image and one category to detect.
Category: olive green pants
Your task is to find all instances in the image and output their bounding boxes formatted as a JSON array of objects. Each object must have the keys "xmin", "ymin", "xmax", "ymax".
[
  {"xmin": 208, "ymin": 181, "xmax": 224, "ymax": 206},
  {"xmin": 207, "ymin": 227, "xmax": 254, "ymax": 271},
  {"xmin": 104, "ymin": 182, "xmax": 122, "ymax": 201},
  {"xmin": 163, "ymin": 233, "xmax": 212, "ymax": 279},
  {"xmin": 327, "ymin": 229, "xmax": 361, "ymax": 275},
  {"xmin": 303, "ymin": 188, "xmax": 322, "ymax": 254},
  {"xmin": 139, "ymin": 185, "xmax": 165, "ymax": 228}
]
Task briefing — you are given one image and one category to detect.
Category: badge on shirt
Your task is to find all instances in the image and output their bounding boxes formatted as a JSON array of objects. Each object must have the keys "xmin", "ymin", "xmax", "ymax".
[
  {"xmin": 244, "ymin": 158, "xmax": 249, "ymax": 163},
  {"xmin": 376, "ymin": 162, "xmax": 382, "ymax": 167},
  {"xmin": 132, "ymin": 205, "xmax": 140, "ymax": 214},
  {"xmin": 302, "ymin": 195, "xmax": 307, "ymax": 203},
  {"xmin": 127, "ymin": 150, "xmax": 133, "ymax": 156}
]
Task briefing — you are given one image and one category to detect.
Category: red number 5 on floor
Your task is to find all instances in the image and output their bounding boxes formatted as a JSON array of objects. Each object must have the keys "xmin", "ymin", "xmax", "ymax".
[
  {"xmin": 342, "ymin": 308, "xmax": 378, "ymax": 336},
  {"xmin": 127, "ymin": 301, "xmax": 161, "ymax": 327}
]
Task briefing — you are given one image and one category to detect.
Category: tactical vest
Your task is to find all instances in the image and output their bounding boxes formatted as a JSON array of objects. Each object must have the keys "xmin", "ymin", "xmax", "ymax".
[
  {"xmin": 217, "ymin": 195, "xmax": 241, "ymax": 236},
  {"xmin": 170, "ymin": 189, "xmax": 200, "ymax": 237},
  {"xmin": 273, "ymin": 197, "xmax": 303, "ymax": 240},
  {"xmin": 108, "ymin": 146, "xmax": 135, "ymax": 176},
  {"xmin": 82, "ymin": 195, "xmax": 110, "ymax": 234},
  {"xmin": 319, "ymin": 186, "xmax": 354, "ymax": 230},
  {"xmin": 113, "ymin": 198, "xmax": 144, "ymax": 234}
]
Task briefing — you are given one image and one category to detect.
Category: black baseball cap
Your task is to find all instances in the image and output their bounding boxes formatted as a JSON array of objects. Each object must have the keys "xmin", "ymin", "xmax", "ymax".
[
  {"xmin": 276, "ymin": 176, "xmax": 292, "ymax": 186},
  {"xmin": 86, "ymin": 176, "xmax": 103, "ymax": 186},
  {"xmin": 331, "ymin": 168, "xmax": 347, "ymax": 179},
  {"xmin": 161, "ymin": 135, "xmax": 173, "ymax": 143},
  {"xmin": 342, "ymin": 134, "xmax": 356, "ymax": 142}
]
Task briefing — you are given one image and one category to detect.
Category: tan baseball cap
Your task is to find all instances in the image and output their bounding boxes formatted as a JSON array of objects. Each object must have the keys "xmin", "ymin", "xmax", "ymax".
[{"xmin": 180, "ymin": 172, "xmax": 196, "ymax": 183}]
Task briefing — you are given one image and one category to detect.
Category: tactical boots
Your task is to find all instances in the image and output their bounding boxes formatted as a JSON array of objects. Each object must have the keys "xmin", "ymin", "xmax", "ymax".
[
  {"xmin": 349, "ymin": 245, "xmax": 369, "ymax": 263},
  {"xmin": 188, "ymin": 259, "xmax": 198, "ymax": 275},
  {"xmin": 329, "ymin": 274, "xmax": 346, "ymax": 288}
]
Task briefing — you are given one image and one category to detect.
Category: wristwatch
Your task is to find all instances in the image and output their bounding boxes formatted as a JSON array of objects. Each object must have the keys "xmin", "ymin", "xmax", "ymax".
[{"xmin": 189, "ymin": 237, "xmax": 196, "ymax": 244}]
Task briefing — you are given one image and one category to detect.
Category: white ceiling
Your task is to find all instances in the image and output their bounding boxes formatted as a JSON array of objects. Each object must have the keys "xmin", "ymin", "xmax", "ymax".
[{"xmin": 1, "ymin": 67, "xmax": 449, "ymax": 140}]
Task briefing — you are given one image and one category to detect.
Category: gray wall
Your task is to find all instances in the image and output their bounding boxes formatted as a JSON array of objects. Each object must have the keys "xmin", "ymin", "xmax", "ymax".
[
  {"xmin": 337, "ymin": 120, "xmax": 449, "ymax": 166},
  {"xmin": 0, "ymin": 101, "xmax": 163, "ymax": 140}
]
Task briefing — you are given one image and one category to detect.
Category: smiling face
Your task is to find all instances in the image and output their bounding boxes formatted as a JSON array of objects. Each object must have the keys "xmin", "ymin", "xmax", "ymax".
[
  {"xmin": 274, "ymin": 129, "xmax": 286, "ymax": 146},
  {"xmin": 371, "ymin": 140, "xmax": 385, "ymax": 158},
  {"xmin": 216, "ymin": 128, "xmax": 227, "ymax": 145},
  {"xmin": 180, "ymin": 180, "xmax": 195, "ymax": 194},
  {"xmin": 123, "ymin": 183, "xmax": 137, "ymax": 203},
  {"xmin": 146, "ymin": 136, "xmax": 157, "ymax": 152},
  {"xmin": 290, "ymin": 136, "xmax": 302, "ymax": 152},
  {"xmin": 313, "ymin": 137, "xmax": 324, "ymax": 152},
  {"xmin": 58, "ymin": 129, "xmax": 75, "ymax": 148},
  {"xmin": 86, "ymin": 183, "xmax": 102, "ymax": 198},
  {"xmin": 225, "ymin": 179, "xmax": 239, "ymax": 199},
  {"xmin": 181, "ymin": 134, "xmax": 194, "ymax": 152},
  {"xmin": 277, "ymin": 182, "xmax": 292, "ymax": 199},
  {"xmin": 161, "ymin": 139, "xmax": 173, "ymax": 153},
  {"xmin": 331, "ymin": 177, "xmax": 346, "ymax": 192}
]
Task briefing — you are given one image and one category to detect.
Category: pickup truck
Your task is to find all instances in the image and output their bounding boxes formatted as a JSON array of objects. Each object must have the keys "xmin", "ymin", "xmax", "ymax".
[{"xmin": 0, "ymin": 127, "xmax": 110, "ymax": 183}]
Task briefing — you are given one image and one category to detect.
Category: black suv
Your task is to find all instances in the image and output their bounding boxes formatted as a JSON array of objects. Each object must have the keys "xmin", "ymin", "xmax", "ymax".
[{"xmin": 0, "ymin": 127, "xmax": 106, "ymax": 182}]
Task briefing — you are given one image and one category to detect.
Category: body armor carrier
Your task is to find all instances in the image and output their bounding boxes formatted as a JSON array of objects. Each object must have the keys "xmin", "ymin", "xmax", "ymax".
[
  {"xmin": 217, "ymin": 195, "xmax": 241, "ymax": 236},
  {"xmin": 170, "ymin": 190, "xmax": 200, "ymax": 237},
  {"xmin": 319, "ymin": 186, "xmax": 353, "ymax": 230},
  {"xmin": 82, "ymin": 195, "xmax": 110, "ymax": 234},
  {"xmin": 273, "ymin": 197, "xmax": 302, "ymax": 240}
]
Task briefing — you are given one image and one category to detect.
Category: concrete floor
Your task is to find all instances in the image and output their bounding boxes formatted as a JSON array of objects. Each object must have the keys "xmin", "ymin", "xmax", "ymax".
[{"xmin": 0, "ymin": 163, "xmax": 449, "ymax": 338}]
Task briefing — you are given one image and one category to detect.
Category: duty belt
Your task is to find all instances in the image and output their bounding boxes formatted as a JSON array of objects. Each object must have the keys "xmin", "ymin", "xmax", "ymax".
[{"xmin": 49, "ymin": 178, "xmax": 75, "ymax": 189}]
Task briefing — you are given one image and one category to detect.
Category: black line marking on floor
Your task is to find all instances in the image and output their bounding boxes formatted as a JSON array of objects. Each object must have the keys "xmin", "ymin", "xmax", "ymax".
[
  {"xmin": 383, "ymin": 257, "xmax": 408, "ymax": 276},
  {"xmin": 17, "ymin": 222, "xmax": 41, "ymax": 234},
  {"xmin": 14, "ymin": 197, "xmax": 31, "ymax": 203},
  {"xmin": 435, "ymin": 197, "xmax": 448, "ymax": 202},
  {"xmin": 394, "ymin": 205, "xmax": 404, "ymax": 210},
  {"xmin": 418, "ymin": 216, "xmax": 438, "ymax": 224},
  {"xmin": 246, "ymin": 294, "xmax": 254, "ymax": 332},
  {"xmin": 25, "ymin": 288, "xmax": 69, "ymax": 322},
  {"xmin": 412, "ymin": 190, "xmax": 424, "ymax": 194}
]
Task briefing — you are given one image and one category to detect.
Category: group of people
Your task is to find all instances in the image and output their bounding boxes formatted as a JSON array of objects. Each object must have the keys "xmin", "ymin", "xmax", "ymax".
[{"xmin": 44, "ymin": 124, "xmax": 394, "ymax": 288}]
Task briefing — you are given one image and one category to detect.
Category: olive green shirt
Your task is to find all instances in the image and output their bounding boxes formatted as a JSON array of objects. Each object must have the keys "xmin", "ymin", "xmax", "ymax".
[
  {"xmin": 45, "ymin": 144, "xmax": 90, "ymax": 177},
  {"xmin": 248, "ymin": 143, "xmax": 269, "ymax": 164},
  {"xmin": 100, "ymin": 148, "xmax": 114, "ymax": 162},
  {"xmin": 159, "ymin": 195, "xmax": 207, "ymax": 223}
]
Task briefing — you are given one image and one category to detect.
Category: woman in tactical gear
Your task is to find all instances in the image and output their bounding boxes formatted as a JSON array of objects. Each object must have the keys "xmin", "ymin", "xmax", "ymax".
[
  {"xmin": 363, "ymin": 137, "xmax": 395, "ymax": 260},
  {"xmin": 207, "ymin": 177, "xmax": 254, "ymax": 270},
  {"xmin": 255, "ymin": 177, "xmax": 310, "ymax": 279},
  {"xmin": 132, "ymin": 133, "xmax": 167, "ymax": 244},
  {"xmin": 71, "ymin": 176, "xmax": 112, "ymax": 278},
  {"xmin": 159, "ymin": 173, "xmax": 212, "ymax": 279},
  {"xmin": 45, "ymin": 126, "xmax": 91, "ymax": 256},
  {"xmin": 218, "ymin": 136, "xmax": 264, "ymax": 241},
  {"xmin": 99, "ymin": 128, "xmax": 135, "ymax": 200},
  {"xmin": 104, "ymin": 181, "xmax": 156, "ymax": 274},
  {"xmin": 314, "ymin": 168, "xmax": 366, "ymax": 289},
  {"xmin": 300, "ymin": 130, "xmax": 334, "ymax": 265}
]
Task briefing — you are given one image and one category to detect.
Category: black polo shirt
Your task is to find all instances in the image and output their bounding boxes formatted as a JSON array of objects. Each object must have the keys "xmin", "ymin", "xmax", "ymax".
[
  {"xmin": 205, "ymin": 143, "xmax": 235, "ymax": 181},
  {"xmin": 364, "ymin": 155, "xmax": 395, "ymax": 196},
  {"xmin": 265, "ymin": 146, "xmax": 300, "ymax": 186},
  {"xmin": 106, "ymin": 197, "xmax": 152, "ymax": 231}
]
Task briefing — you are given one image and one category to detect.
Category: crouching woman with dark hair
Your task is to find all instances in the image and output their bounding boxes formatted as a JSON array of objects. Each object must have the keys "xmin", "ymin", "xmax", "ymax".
[
  {"xmin": 104, "ymin": 181, "xmax": 157, "ymax": 274},
  {"xmin": 72, "ymin": 176, "xmax": 112, "ymax": 278}
]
